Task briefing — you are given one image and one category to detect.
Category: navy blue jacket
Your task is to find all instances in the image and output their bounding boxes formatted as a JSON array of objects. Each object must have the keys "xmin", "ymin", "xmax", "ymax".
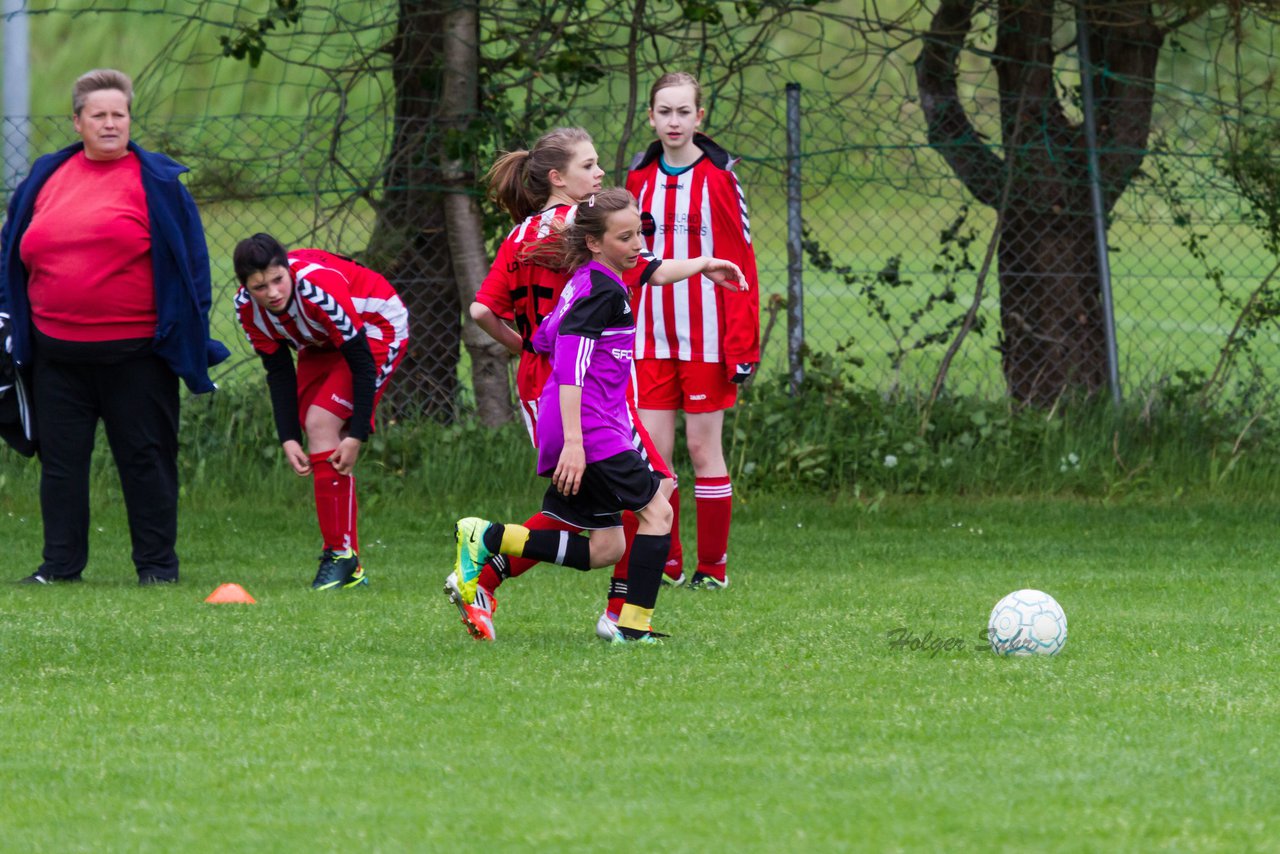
[{"xmin": 0, "ymin": 141, "xmax": 230, "ymax": 402}]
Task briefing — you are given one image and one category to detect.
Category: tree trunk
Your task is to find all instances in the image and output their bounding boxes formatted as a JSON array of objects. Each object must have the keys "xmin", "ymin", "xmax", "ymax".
[
  {"xmin": 366, "ymin": 0, "xmax": 461, "ymax": 421},
  {"xmin": 917, "ymin": 0, "xmax": 1163, "ymax": 404},
  {"xmin": 440, "ymin": 2, "xmax": 515, "ymax": 427}
]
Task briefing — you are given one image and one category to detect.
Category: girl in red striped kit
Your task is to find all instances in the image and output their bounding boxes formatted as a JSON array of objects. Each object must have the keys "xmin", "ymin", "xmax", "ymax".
[
  {"xmin": 233, "ymin": 234, "xmax": 409, "ymax": 590},
  {"xmin": 626, "ymin": 72, "xmax": 761, "ymax": 590}
]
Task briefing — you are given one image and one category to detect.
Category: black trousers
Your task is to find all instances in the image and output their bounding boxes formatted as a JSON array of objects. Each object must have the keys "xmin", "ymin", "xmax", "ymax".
[{"xmin": 33, "ymin": 350, "xmax": 180, "ymax": 580}]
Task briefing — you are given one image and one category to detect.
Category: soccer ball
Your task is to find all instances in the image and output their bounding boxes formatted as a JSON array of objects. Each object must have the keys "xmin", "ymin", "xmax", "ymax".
[{"xmin": 987, "ymin": 589, "xmax": 1067, "ymax": 657}]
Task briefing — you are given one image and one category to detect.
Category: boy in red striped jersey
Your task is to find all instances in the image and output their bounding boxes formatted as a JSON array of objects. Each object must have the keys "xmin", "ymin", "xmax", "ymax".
[
  {"xmin": 626, "ymin": 72, "xmax": 761, "ymax": 590},
  {"xmin": 233, "ymin": 233, "xmax": 409, "ymax": 590}
]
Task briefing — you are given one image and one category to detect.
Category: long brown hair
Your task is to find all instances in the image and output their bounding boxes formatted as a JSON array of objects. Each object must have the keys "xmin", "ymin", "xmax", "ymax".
[
  {"xmin": 649, "ymin": 71, "xmax": 701, "ymax": 109},
  {"xmin": 521, "ymin": 187, "xmax": 636, "ymax": 272},
  {"xmin": 486, "ymin": 127, "xmax": 594, "ymax": 222}
]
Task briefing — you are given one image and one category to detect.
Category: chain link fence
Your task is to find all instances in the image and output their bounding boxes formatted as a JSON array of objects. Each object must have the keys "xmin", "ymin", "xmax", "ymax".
[{"xmin": 3, "ymin": 4, "xmax": 1278, "ymax": 418}]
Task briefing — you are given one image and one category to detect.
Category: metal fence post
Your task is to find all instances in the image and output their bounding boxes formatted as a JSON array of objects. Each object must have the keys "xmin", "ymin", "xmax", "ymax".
[
  {"xmin": 1076, "ymin": 2, "xmax": 1122, "ymax": 407},
  {"xmin": 786, "ymin": 82, "xmax": 804, "ymax": 395},
  {"xmin": 2, "ymin": 0, "xmax": 30, "ymax": 196}
]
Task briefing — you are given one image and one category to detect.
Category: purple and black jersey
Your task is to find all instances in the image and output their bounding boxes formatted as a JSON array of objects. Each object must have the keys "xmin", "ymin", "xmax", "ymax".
[{"xmin": 533, "ymin": 257, "xmax": 659, "ymax": 476}]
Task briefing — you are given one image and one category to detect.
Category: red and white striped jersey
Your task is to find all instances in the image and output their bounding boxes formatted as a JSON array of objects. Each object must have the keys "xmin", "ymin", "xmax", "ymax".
[
  {"xmin": 625, "ymin": 133, "xmax": 760, "ymax": 365},
  {"xmin": 475, "ymin": 204, "xmax": 578, "ymax": 406},
  {"xmin": 235, "ymin": 249, "xmax": 409, "ymax": 368}
]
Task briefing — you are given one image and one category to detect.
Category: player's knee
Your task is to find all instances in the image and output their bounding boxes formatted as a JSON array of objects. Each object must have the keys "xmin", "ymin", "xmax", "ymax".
[
  {"xmin": 686, "ymin": 440, "xmax": 725, "ymax": 472},
  {"xmin": 637, "ymin": 493, "xmax": 673, "ymax": 534},
  {"xmin": 303, "ymin": 409, "xmax": 325, "ymax": 435},
  {"xmin": 589, "ymin": 530, "xmax": 626, "ymax": 567}
]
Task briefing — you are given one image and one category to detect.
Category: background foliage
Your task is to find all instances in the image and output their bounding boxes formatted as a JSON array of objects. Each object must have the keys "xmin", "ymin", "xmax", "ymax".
[
  {"xmin": 2, "ymin": 1, "xmax": 1280, "ymax": 486},
  {"xmin": 4, "ymin": 1, "xmax": 1279, "ymax": 411}
]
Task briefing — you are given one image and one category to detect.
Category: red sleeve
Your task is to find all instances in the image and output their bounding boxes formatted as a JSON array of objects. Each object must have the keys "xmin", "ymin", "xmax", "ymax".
[
  {"xmin": 296, "ymin": 269, "xmax": 364, "ymax": 348},
  {"xmin": 236, "ymin": 292, "xmax": 281, "ymax": 356},
  {"xmin": 475, "ymin": 236, "xmax": 518, "ymax": 320},
  {"xmin": 710, "ymin": 167, "xmax": 760, "ymax": 364}
]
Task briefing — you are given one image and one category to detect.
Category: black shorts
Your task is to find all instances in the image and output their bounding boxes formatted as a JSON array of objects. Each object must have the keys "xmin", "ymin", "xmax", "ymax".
[{"xmin": 541, "ymin": 450, "xmax": 663, "ymax": 530}]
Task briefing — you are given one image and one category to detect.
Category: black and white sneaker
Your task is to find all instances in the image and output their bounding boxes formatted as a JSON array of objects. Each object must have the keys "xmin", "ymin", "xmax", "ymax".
[{"xmin": 18, "ymin": 572, "xmax": 82, "ymax": 584}]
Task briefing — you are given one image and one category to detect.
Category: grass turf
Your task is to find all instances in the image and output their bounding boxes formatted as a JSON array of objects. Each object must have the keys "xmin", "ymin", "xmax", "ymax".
[{"xmin": 1, "ymin": 492, "xmax": 1277, "ymax": 851}]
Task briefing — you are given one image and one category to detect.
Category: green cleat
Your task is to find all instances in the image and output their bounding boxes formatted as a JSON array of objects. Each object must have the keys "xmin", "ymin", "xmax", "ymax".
[
  {"xmin": 451, "ymin": 517, "xmax": 494, "ymax": 604},
  {"xmin": 689, "ymin": 571, "xmax": 729, "ymax": 591},
  {"xmin": 312, "ymin": 548, "xmax": 367, "ymax": 590},
  {"xmin": 611, "ymin": 630, "xmax": 662, "ymax": 645}
]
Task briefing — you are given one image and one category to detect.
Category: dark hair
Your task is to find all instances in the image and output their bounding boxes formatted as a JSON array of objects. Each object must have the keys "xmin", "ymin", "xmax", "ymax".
[
  {"xmin": 233, "ymin": 233, "xmax": 290, "ymax": 284},
  {"xmin": 649, "ymin": 71, "xmax": 701, "ymax": 109},
  {"xmin": 73, "ymin": 68, "xmax": 133, "ymax": 115},
  {"xmin": 486, "ymin": 127, "xmax": 594, "ymax": 222},
  {"xmin": 521, "ymin": 187, "xmax": 637, "ymax": 272}
]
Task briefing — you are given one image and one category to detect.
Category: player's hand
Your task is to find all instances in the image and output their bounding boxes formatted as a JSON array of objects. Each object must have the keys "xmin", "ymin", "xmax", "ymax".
[
  {"xmin": 553, "ymin": 441, "xmax": 586, "ymax": 497},
  {"xmin": 726, "ymin": 362, "xmax": 756, "ymax": 384},
  {"xmin": 329, "ymin": 437, "xmax": 363, "ymax": 476},
  {"xmin": 282, "ymin": 440, "xmax": 311, "ymax": 476},
  {"xmin": 702, "ymin": 257, "xmax": 748, "ymax": 292}
]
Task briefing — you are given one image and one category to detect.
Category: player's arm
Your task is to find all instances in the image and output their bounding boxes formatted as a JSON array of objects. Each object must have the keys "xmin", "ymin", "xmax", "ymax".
[
  {"xmin": 258, "ymin": 346, "xmax": 310, "ymax": 476},
  {"xmin": 329, "ymin": 329, "xmax": 377, "ymax": 475},
  {"xmin": 711, "ymin": 170, "xmax": 762, "ymax": 377},
  {"xmin": 646, "ymin": 254, "xmax": 747, "ymax": 291},
  {"xmin": 473, "ymin": 238, "xmax": 523, "ymax": 355},
  {"xmin": 554, "ymin": 384, "xmax": 585, "ymax": 496},
  {"xmin": 549, "ymin": 281, "xmax": 617, "ymax": 496},
  {"xmin": 470, "ymin": 301, "xmax": 522, "ymax": 356}
]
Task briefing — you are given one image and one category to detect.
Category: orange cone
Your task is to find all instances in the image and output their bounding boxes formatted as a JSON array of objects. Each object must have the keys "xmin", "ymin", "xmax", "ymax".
[{"xmin": 204, "ymin": 583, "xmax": 257, "ymax": 604}]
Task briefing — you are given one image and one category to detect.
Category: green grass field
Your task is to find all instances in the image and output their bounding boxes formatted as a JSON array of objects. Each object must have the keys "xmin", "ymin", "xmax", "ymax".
[{"xmin": 2, "ymin": 487, "xmax": 1277, "ymax": 851}]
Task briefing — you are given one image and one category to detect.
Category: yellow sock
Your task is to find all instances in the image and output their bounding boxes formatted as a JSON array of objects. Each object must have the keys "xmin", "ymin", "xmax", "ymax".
[
  {"xmin": 500, "ymin": 524, "xmax": 531, "ymax": 556},
  {"xmin": 618, "ymin": 604, "xmax": 654, "ymax": 632}
]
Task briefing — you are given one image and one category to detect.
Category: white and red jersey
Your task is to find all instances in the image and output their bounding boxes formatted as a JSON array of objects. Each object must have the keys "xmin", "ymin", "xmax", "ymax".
[
  {"xmin": 475, "ymin": 203, "xmax": 662, "ymax": 450},
  {"xmin": 476, "ymin": 204, "xmax": 578, "ymax": 407},
  {"xmin": 235, "ymin": 248, "xmax": 409, "ymax": 386},
  {"xmin": 625, "ymin": 133, "xmax": 760, "ymax": 365}
]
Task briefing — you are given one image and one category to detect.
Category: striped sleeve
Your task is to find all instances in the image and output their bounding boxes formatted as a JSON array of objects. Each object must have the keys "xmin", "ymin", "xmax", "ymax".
[{"xmin": 551, "ymin": 278, "xmax": 619, "ymax": 388}]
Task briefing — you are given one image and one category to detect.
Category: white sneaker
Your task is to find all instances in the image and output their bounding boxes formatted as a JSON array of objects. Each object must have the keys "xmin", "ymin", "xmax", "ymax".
[{"xmin": 595, "ymin": 611, "xmax": 620, "ymax": 641}]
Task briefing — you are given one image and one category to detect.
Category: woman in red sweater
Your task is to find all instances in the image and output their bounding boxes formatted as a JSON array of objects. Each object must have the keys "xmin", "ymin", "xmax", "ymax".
[{"xmin": 1, "ymin": 68, "xmax": 226, "ymax": 584}]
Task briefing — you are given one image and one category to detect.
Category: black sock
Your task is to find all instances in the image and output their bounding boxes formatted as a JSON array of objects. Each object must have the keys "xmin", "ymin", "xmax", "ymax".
[
  {"xmin": 608, "ymin": 577, "xmax": 628, "ymax": 601},
  {"xmin": 482, "ymin": 523, "xmax": 505, "ymax": 554},
  {"xmin": 523, "ymin": 529, "xmax": 591, "ymax": 571},
  {"xmin": 625, "ymin": 533, "xmax": 670, "ymax": 610}
]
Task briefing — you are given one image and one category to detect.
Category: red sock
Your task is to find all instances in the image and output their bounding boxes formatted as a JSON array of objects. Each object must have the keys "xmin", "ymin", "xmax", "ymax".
[
  {"xmin": 606, "ymin": 511, "xmax": 640, "ymax": 619},
  {"xmin": 695, "ymin": 476, "xmax": 732, "ymax": 581},
  {"xmin": 311, "ymin": 453, "xmax": 357, "ymax": 553},
  {"xmin": 477, "ymin": 511, "xmax": 580, "ymax": 593},
  {"xmin": 665, "ymin": 485, "xmax": 683, "ymax": 579}
]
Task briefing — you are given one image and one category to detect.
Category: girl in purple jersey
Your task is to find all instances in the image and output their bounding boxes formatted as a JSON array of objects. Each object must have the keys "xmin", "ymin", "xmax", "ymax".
[{"xmin": 449, "ymin": 188, "xmax": 744, "ymax": 642}]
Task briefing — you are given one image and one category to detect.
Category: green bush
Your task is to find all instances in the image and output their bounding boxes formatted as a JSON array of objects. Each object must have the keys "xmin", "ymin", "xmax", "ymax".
[
  {"xmin": 724, "ymin": 351, "xmax": 1280, "ymax": 499},
  {"xmin": 6, "ymin": 358, "xmax": 1280, "ymax": 502}
]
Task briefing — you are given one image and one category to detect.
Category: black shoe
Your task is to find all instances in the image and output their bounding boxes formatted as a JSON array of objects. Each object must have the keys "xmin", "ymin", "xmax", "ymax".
[
  {"xmin": 311, "ymin": 548, "xmax": 367, "ymax": 590},
  {"xmin": 18, "ymin": 572, "xmax": 83, "ymax": 584},
  {"xmin": 138, "ymin": 574, "xmax": 178, "ymax": 586}
]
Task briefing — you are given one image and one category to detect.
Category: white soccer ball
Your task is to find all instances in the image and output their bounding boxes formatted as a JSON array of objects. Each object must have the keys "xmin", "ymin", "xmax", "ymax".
[{"xmin": 987, "ymin": 589, "xmax": 1068, "ymax": 657}]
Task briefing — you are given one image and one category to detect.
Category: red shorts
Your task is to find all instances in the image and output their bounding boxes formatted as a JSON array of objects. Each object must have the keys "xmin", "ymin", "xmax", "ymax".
[
  {"xmin": 516, "ymin": 353, "xmax": 553, "ymax": 448},
  {"xmin": 629, "ymin": 396, "xmax": 673, "ymax": 480},
  {"xmin": 635, "ymin": 358, "xmax": 737, "ymax": 413},
  {"xmin": 296, "ymin": 344, "xmax": 401, "ymax": 433}
]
